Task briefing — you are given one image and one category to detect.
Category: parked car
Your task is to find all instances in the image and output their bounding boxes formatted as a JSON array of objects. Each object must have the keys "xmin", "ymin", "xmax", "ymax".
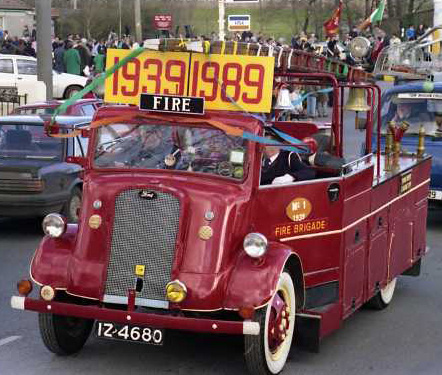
[
  {"xmin": 0, "ymin": 54, "xmax": 87, "ymax": 99},
  {"xmin": 0, "ymin": 115, "xmax": 92, "ymax": 221},
  {"xmin": 11, "ymin": 98, "xmax": 102, "ymax": 116},
  {"xmin": 375, "ymin": 81, "xmax": 442, "ymax": 204}
]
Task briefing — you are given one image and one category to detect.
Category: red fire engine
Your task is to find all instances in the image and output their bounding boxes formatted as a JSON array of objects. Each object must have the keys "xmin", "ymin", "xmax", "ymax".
[{"xmin": 11, "ymin": 40, "xmax": 431, "ymax": 375}]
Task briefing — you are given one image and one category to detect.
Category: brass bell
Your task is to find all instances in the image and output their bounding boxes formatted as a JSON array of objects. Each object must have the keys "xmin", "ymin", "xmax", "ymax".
[
  {"xmin": 275, "ymin": 88, "xmax": 295, "ymax": 110},
  {"xmin": 344, "ymin": 88, "xmax": 370, "ymax": 112}
]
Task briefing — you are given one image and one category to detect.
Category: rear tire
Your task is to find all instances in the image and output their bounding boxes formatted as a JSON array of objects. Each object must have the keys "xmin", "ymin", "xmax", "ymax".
[
  {"xmin": 366, "ymin": 278, "xmax": 397, "ymax": 310},
  {"xmin": 38, "ymin": 303, "xmax": 93, "ymax": 355},
  {"xmin": 244, "ymin": 271, "xmax": 296, "ymax": 375},
  {"xmin": 64, "ymin": 85, "xmax": 83, "ymax": 99}
]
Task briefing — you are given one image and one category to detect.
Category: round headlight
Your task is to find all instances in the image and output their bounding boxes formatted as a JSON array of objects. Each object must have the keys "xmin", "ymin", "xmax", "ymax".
[
  {"xmin": 42, "ymin": 213, "xmax": 67, "ymax": 238},
  {"xmin": 243, "ymin": 233, "xmax": 268, "ymax": 258}
]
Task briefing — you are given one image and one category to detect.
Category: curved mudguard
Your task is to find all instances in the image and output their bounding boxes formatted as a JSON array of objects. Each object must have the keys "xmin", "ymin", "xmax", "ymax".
[
  {"xmin": 224, "ymin": 242, "xmax": 302, "ymax": 309},
  {"xmin": 30, "ymin": 224, "xmax": 78, "ymax": 289}
]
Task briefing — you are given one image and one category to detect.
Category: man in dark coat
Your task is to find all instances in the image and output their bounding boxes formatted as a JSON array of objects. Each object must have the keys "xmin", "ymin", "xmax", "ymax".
[
  {"xmin": 53, "ymin": 42, "xmax": 65, "ymax": 73},
  {"xmin": 261, "ymin": 135, "xmax": 316, "ymax": 185}
]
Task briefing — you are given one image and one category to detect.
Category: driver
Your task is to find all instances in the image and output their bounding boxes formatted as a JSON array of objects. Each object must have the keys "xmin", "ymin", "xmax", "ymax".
[{"xmin": 261, "ymin": 133, "xmax": 316, "ymax": 185}]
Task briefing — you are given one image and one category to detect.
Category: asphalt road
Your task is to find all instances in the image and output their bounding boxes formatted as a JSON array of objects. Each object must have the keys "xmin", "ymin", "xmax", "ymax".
[{"xmin": 0, "ymin": 210, "xmax": 441, "ymax": 375}]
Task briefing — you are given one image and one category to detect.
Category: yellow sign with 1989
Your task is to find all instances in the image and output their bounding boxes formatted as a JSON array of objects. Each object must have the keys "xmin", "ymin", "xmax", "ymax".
[{"xmin": 104, "ymin": 49, "xmax": 275, "ymax": 113}]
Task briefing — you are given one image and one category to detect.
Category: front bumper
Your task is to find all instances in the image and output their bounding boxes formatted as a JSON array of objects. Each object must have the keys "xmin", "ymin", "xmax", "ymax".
[{"xmin": 11, "ymin": 296, "xmax": 260, "ymax": 336}]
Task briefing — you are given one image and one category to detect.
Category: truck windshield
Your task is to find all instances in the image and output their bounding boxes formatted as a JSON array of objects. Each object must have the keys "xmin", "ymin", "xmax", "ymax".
[
  {"xmin": 379, "ymin": 93, "xmax": 442, "ymax": 136},
  {"xmin": 94, "ymin": 122, "xmax": 248, "ymax": 180},
  {"xmin": 0, "ymin": 124, "xmax": 63, "ymax": 160}
]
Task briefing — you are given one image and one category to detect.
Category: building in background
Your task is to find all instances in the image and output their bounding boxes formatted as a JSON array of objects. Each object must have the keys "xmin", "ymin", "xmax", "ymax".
[{"xmin": 0, "ymin": 0, "xmax": 59, "ymax": 39}]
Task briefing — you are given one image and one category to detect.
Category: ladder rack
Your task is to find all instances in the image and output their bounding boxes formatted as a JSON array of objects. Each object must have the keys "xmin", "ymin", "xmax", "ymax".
[{"xmin": 143, "ymin": 39, "xmax": 372, "ymax": 83}]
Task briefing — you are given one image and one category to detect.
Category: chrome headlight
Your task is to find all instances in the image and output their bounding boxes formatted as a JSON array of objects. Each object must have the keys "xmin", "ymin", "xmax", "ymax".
[
  {"xmin": 243, "ymin": 233, "xmax": 268, "ymax": 258},
  {"xmin": 42, "ymin": 213, "xmax": 67, "ymax": 238}
]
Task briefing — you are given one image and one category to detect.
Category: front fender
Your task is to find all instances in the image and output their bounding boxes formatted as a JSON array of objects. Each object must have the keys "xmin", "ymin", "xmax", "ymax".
[
  {"xmin": 224, "ymin": 242, "xmax": 297, "ymax": 309},
  {"xmin": 30, "ymin": 224, "xmax": 78, "ymax": 289}
]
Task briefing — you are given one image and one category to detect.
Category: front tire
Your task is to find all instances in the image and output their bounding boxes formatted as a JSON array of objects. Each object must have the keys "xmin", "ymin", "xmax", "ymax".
[
  {"xmin": 366, "ymin": 278, "xmax": 397, "ymax": 310},
  {"xmin": 63, "ymin": 186, "xmax": 82, "ymax": 223},
  {"xmin": 244, "ymin": 271, "xmax": 296, "ymax": 375},
  {"xmin": 38, "ymin": 308, "xmax": 93, "ymax": 355}
]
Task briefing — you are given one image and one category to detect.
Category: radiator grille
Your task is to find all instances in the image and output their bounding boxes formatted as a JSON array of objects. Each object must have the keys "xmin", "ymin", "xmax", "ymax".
[
  {"xmin": 104, "ymin": 189, "xmax": 180, "ymax": 302},
  {"xmin": 0, "ymin": 178, "xmax": 43, "ymax": 193}
]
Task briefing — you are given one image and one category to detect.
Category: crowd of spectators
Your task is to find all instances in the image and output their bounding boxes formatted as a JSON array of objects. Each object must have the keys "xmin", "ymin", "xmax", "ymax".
[{"xmin": 0, "ymin": 21, "xmax": 434, "ymax": 81}]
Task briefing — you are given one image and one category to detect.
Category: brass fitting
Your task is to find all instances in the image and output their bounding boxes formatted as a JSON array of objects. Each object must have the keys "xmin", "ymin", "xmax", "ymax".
[
  {"xmin": 417, "ymin": 125, "xmax": 426, "ymax": 158},
  {"xmin": 385, "ymin": 127, "xmax": 393, "ymax": 155}
]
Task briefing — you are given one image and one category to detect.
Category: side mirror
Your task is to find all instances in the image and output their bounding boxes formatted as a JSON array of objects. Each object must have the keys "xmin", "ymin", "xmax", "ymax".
[{"xmin": 66, "ymin": 156, "xmax": 87, "ymax": 168}]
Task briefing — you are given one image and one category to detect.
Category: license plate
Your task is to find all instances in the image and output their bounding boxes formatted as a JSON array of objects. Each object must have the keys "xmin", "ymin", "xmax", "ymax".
[
  {"xmin": 428, "ymin": 190, "xmax": 442, "ymax": 200},
  {"xmin": 96, "ymin": 321, "xmax": 164, "ymax": 345}
]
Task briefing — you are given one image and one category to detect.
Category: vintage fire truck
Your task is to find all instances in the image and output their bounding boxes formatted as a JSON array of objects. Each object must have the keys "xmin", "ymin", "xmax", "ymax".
[{"xmin": 11, "ymin": 40, "xmax": 431, "ymax": 375}]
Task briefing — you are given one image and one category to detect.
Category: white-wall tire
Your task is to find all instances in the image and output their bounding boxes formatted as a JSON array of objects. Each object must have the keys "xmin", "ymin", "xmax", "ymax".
[
  {"xmin": 366, "ymin": 278, "xmax": 397, "ymax": 310},
  {"xmin": 244, "ymin": 270, "xmax": 296, "ymax": 375}
]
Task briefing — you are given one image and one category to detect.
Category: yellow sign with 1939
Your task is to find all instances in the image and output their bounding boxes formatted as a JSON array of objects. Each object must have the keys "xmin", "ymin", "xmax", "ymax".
[{"xmin": 104, "ymin": 49, "xmax": 275, "ymax": 113}]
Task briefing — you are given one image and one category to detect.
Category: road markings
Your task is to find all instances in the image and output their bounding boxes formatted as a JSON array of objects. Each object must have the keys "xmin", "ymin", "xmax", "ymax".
[{"xmin": 0, "ymin": 336, "xmax": 21, "ymax": 347}]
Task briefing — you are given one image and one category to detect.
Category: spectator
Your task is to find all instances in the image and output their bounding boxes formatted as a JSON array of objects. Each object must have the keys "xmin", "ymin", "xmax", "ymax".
[
  {"xmin": 406, "ymin": 25, "xmax": 416, "ymax": 41},
  {"xmin": 0, "ymin": 40, "xmax": 14, "ymax": 54},
  {"xmin": 23, "ymin": 41, "xmax": 36, "ymax": 57},
  {"xmin": 63, "ymin": 41, "xmax": 81, "ymax": 75},
  {"xmin": 54, "ymin": 41, "xmax": 65, "ymax": 73},
  {"xmin": 416, "ymin": 24, "xmax": 426, "ymax": 38},
  {"xmin": 93, "ymin": 45, "xmax": 106, "ymax": 74},
  {"xmin": 349, "ymin": 26, "xmax": 359, "ymax": 39},
  {"xmin": 75, "ymin": 38, "xmax": 92, "ymax": 75},
  {"xmin": 22, "ymin": 25, "xmax": 30, "ymax": 39}
]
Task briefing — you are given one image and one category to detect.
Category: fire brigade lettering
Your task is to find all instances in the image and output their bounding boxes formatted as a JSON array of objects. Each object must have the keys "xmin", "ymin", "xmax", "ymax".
[
  {"xmin": 274, "ymin": 219, "xmax": 328, "ymax": 238},
  {"xmin": 286, "ymin": 197, "xmax": 312, "ymax": 222}
]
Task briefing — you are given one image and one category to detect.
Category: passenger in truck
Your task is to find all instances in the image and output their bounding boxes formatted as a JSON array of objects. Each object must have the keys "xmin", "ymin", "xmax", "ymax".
[{"xmin": 260, "ymin": 134, "xmax": 316, "ymax": 185}]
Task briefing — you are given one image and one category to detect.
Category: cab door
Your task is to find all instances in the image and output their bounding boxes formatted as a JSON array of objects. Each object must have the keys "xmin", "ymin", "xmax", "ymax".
[{"xmin": 252, "ymin": 175, "xmax": 344, "ymax": 286}]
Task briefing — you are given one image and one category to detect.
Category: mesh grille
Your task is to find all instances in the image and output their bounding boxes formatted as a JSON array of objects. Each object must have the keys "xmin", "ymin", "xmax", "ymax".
[{"xmin": 104, "ymin": 189, "xmax": 180, "ymax": 301}]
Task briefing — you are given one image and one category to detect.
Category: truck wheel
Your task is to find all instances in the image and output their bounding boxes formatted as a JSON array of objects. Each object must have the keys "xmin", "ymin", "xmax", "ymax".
[
  {"xmin": 63, "ymin": 187, "xmax": 82, "ymax": 223},
  {"xmin": 38, "ymin": 311, "xmax": 93, "ymax": 355},
  {"xmin": 244, "ymin": 271, "xmax": 296, "ymax": 375},
  {"xmin": 366, "ymin": 278, "xmax": 397, "ymax": 310}
]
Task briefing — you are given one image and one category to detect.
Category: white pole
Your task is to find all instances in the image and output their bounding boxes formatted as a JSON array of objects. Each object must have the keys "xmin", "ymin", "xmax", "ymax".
[
  {"xmin": 219, "ymin": 0, "xmax": 225, "ymax": 41},
  {"xmin": 36, "ymin": 0, "xmax": 52, "ymax": 99},
  {"xmin": 135, "ymin": 0, "xmax": 142, "ymax": 41}
]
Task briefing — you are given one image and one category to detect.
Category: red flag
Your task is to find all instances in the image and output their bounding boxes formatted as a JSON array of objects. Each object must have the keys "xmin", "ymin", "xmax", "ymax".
[{"xmin": 323, "ymin": 1, "xmax": 343, "ymax": 38}]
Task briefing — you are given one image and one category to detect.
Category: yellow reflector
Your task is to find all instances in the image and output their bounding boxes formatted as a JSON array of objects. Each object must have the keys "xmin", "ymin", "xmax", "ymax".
[
  {"xmin": 88, "ymin": 214, "xmax": 102, "ymax": 229},
  {"xmin": 166, "ymin": 280, "xmax": 187, "ymax": 303},
  {"xmin": 198, "ymin": 225, "xmax": 213, "ymax": 240},
  {"xmin": 17, "ymin": 279, "xmax": 33, "ymax": 296}
]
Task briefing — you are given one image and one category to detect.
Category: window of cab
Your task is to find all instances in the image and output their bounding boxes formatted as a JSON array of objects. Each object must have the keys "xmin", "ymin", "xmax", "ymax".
[{"xmin": 93, "ymin": 122, "xmax": 248, "ymax": 181}]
